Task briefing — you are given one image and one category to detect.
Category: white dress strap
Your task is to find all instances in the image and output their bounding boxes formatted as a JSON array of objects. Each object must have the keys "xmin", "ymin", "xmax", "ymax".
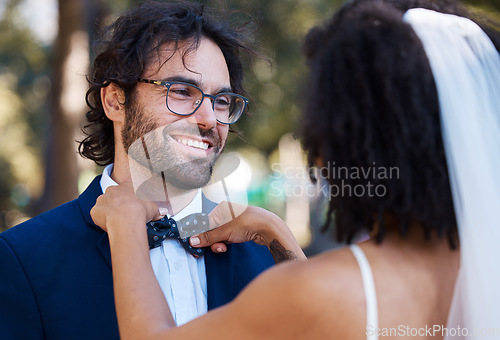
[{"xmin": 350, "ymin": 244, "xmax": 378, "ymax": 340}]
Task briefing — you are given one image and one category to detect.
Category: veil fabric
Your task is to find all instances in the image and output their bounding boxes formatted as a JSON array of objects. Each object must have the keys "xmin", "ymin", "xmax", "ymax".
[{"xmin": 403, "ymin": 8, "xmax": 500, "ymax": 339}]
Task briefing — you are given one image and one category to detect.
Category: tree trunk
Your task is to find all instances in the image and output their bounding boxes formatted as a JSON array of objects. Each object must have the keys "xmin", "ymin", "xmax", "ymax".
[{"xmin": 35, "ymin": 0, "xmax": 90, "ymax": 213}]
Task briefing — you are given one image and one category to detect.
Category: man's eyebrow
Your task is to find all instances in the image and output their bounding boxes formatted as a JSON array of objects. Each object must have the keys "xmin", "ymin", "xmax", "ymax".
[
  {"xmin": 163, "ymin": 76, "xmax": 233, "ymax": 94},
  {"xmin": 164, "ymin": 76, "xmax": 198, "ymax": 85}
]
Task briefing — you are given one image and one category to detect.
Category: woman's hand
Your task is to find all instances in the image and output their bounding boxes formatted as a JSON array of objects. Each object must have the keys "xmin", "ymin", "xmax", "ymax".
[
  {"xmin": 191, "ymin": 202, "xmax": 307, "ymax": 263},
  {"xmin": 91, "ymin": 182, "xmax": 161, "ymax": 235},
  {"xmin": 90, "ymin": 183, "xmax": 227, "ymax": 254}
]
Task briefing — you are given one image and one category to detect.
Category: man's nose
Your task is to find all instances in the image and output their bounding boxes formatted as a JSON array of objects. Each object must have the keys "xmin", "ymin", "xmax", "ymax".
[{"xmin": 187, "ymin": 97, "xmax": 217, "ymax": 129}]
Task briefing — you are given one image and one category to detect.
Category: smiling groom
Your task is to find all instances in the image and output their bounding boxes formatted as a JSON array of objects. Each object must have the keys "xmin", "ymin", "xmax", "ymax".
[{"xmin": 0, "ymin": 2, "xmax": 274, "ymax": 339}]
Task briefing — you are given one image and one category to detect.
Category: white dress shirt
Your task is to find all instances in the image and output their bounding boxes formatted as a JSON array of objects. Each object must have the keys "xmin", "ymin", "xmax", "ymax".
[{"xmin": 100, "ymin": 164, "xmax": 207, "ymax": 326}]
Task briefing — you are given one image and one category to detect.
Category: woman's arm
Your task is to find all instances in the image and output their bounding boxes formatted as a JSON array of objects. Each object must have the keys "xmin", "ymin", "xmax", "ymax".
[
  {"xmin": 91, "ymin": 184, "xmax": 176, "ymax": 338},
  {"xmin": 90, "ymin": 183, "xmax": 307, "ymax": 339},
  {"xmin": 191, "ymin": 201, "xmax": 307, "ymax": 263},
  {"xmin": 159, "ymin": 260, "xmax": 322, "ymax": 340}
]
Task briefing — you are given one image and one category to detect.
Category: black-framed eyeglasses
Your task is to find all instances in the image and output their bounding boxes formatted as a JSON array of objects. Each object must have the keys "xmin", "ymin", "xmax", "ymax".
[{"xmin": 137, "ymin": 78, "xmax": 248, "ymax": 125}]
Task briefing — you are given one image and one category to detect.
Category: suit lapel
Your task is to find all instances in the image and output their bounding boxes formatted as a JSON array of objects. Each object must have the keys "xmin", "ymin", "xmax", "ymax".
[
  {"xmin": 201, "ymin": 195, "xmax": 236, "ymax": 310},
  {"xmin": 77, "ymin": 175, "xmax": 112, "ymax": 268},
  {"xmin": 205, "ymin": 246, "xmax": 234, "ymax": 310},
  {"xmin": 96, "ymin": 233, "xmax": 112, "ymax": 268},
  {"xmin": 78, "ymin": 175, "xmax": 103, "ymax": 227}
]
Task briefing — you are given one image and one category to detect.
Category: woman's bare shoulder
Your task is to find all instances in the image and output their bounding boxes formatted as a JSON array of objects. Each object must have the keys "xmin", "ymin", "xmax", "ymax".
[{"xmin": 242, "ymin": 246, "xmax": 369, "ymax": 339}]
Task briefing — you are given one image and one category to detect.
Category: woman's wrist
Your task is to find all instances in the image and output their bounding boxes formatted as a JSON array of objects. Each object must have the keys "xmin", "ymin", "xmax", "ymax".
[
  {"xmin": 252, "ymin": 208, "xmax": 304, "ymax": 263},
  {"xmin": 107, "ymin": 213, "xmax": 147, "ymax": 243},
  {"xmin": 257, "ymin": 211, "xmax": 292, "ymax": 245}
]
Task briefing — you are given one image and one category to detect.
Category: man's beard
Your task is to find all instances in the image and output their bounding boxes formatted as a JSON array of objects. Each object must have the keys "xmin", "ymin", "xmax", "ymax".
[{"xmin": 122, "ymin": 102, "xmax": 224, "ymax": 190}]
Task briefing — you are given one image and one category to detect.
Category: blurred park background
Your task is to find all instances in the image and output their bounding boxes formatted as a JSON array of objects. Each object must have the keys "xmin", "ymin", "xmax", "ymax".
[{"xmin": 1, "ymin": 0, "xmax": 499, "ymax": 254}]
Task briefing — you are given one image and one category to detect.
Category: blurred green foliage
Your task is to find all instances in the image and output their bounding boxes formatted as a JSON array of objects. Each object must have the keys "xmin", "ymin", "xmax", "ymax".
[
  {"xmin": 224, "ymin": 0, "xmax": 341, "ymax": 154},
  {"xmin": 0, "ymin": 0, "xmax": 49, "ymax": 229}
]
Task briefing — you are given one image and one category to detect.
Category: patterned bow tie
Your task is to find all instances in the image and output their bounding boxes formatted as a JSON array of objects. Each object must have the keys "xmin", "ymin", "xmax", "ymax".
[{"xmin": 146, "ymin": 213, "xmax": 210, "ymax": 256}]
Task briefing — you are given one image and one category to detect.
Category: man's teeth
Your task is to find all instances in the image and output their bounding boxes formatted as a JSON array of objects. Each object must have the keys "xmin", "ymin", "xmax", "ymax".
[{"xmin": 179, "ymin": 139, "xmax": 209, "ymax": 150}]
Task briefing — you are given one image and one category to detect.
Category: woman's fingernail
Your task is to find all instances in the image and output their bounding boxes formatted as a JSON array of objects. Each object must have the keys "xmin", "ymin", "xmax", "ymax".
[
  {"xmin": 190, "ymin": 237, "xmax": 200, "ymax": 246},
  {"xmin": 159, "ymin": 208, "xmax": 169, "ymax": 216},
  {"xmin": 217, "ymin": 247, "xmax": 225, "ymax": 253}
]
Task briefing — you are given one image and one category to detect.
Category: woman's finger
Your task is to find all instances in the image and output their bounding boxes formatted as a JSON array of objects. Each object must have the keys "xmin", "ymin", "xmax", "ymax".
[
  {"xmin": 210, "ymin": 242, "xmax": 227, "ymax": 253},
  {"xmin": 189, "ymin": 223, "xmax": 233, "ymax": 248}
]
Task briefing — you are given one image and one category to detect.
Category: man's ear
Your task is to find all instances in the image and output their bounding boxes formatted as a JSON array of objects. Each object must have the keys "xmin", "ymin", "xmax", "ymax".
[{"xmin": 101, "ymin": 83, "xmax": 125, "ymax": 123}]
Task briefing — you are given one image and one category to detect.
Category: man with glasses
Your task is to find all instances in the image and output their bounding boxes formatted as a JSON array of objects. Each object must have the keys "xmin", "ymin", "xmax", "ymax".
[{"xmin": 0, "ymin": 2, "xmax": 274, "ymax": 339}]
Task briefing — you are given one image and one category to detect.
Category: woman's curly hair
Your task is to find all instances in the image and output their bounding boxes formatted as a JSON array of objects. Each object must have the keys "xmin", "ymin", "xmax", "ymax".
[
  {"xmin": 79, "ymin": 0, "xmax": 255, "ymax": 165},
  {"xmin": 300, "ymin": 0, "xmax": 500, "ymax": 247}
]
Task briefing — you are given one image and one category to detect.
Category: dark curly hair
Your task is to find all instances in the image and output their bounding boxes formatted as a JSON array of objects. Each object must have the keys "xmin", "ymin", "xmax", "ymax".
[
  {"xmin": 300, "ymin": 0, "xmax": 500, "ymax": 247},
  {"xmin": 79, "ymin": 0, "xmax": 256, "ymax": 166}
]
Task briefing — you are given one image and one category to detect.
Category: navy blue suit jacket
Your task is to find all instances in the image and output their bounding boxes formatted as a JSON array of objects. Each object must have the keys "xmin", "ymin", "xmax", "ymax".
[{"xmin": 0, "ymin": 176, "xmax": 274, "ymax": 339}]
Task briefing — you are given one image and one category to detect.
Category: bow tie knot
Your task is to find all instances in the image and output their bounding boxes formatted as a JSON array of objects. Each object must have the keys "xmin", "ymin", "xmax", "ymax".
[{"xmin": 146, "ymin": 213, "xmax": 209, "ymax": 256}]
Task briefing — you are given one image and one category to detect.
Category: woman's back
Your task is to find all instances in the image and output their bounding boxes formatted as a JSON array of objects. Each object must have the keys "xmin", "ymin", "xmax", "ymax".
[{"xmin": 284, "ymin": 227, "xmax": 459, "ymax": 339}]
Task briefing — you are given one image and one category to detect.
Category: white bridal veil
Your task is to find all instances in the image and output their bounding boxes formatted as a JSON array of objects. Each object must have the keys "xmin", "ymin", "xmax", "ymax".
[{"xmin": 403, "ymin": 8, "xmax": 500, "ymax": 339}]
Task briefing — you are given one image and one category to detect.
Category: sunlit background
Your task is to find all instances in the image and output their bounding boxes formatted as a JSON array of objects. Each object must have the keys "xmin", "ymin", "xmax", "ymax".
[{"xmin": 1, "ymin": 0, "xmax": 499, "ymax": 255}]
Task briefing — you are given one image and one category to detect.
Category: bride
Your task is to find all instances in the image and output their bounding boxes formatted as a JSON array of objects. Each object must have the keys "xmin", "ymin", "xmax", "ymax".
[{"xmin": 91, "ymin": 0, "xmax": 500, "ymax": 338}]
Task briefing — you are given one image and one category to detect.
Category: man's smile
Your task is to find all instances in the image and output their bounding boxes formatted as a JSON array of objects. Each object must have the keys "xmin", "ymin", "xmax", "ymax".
[
  {"xmin": 171, "ymin": 135, "xmax": 210, "ymax": 151},
  {"xmin": 166, "ymin": 133, "xmax": 217, "ymax": 157}
]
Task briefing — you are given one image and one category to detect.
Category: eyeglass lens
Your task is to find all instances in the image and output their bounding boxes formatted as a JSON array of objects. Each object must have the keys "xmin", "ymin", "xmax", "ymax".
[{"xmin": 166, "ymin": 83, "xmax": 244, "ymax": 124}]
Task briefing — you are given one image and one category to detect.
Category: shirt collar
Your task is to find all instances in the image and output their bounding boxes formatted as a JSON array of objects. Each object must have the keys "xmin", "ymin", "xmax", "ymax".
[{"xmin": 100, "ymin": 164, "xmax": 116, "ymax": 194}]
